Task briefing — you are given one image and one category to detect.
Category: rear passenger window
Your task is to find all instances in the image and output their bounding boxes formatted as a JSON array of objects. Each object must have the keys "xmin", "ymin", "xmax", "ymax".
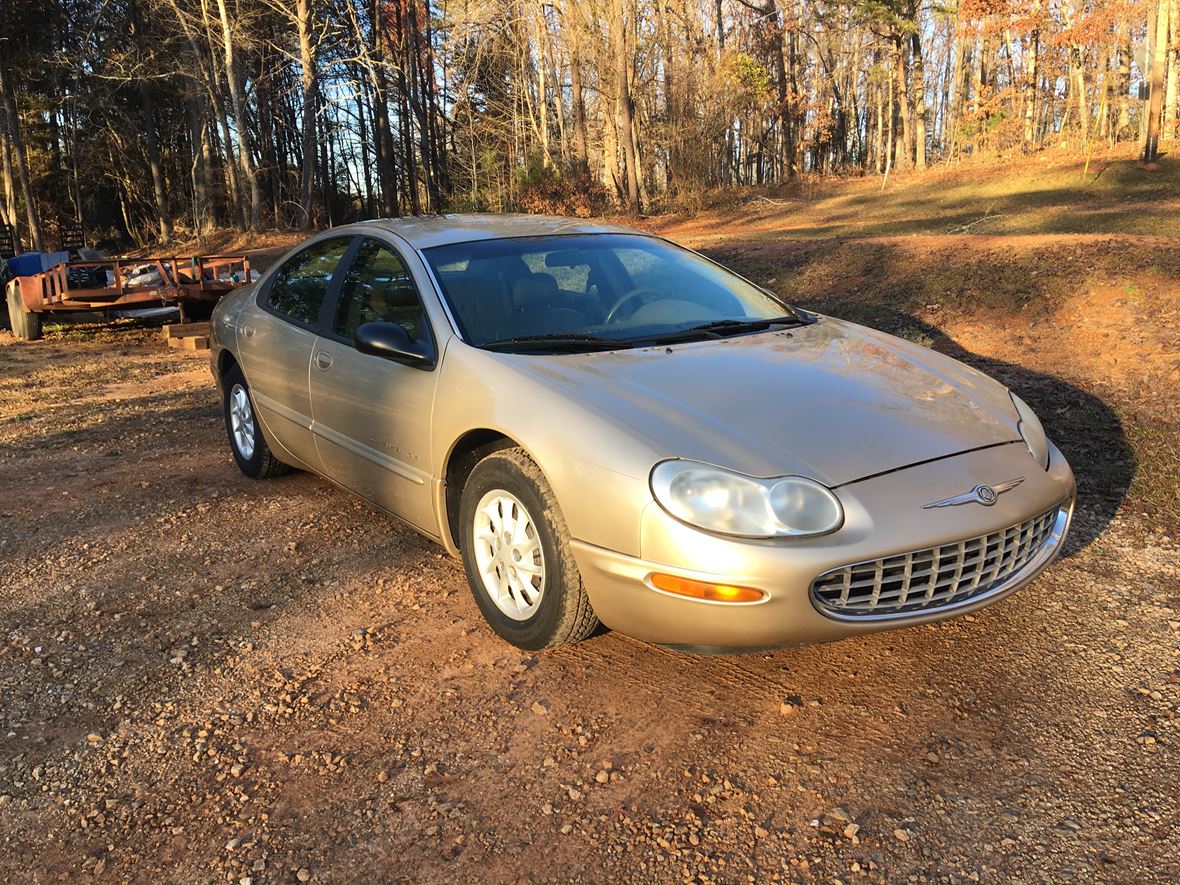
[
  {"xmin": 333, "ymin": 239, "xmax": 427, "ymax": 341},
  {"xmin": 266, "ymin": 238, "xmax": 352, "ymax": 326}
]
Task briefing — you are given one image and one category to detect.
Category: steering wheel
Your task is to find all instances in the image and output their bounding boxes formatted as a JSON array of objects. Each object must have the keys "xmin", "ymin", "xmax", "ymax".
[{"xmin": 604, "ymin": 287, "xmax": 661, "ymax": 324}]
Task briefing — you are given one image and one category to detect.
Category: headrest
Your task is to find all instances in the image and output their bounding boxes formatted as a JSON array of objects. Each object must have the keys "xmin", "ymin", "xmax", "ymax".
[
  {"xmin": 441, "ymin": 275, "xmax": 484, "ymax": 304},
  {"xmin": 512, "ymin": 273, "xmax": 560, "ymax": 310}
]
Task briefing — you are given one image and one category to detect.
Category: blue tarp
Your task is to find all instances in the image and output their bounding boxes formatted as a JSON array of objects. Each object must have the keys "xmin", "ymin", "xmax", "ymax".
[{"xmin": 7, "ymin": 251, "xmax": 70, "ymax": 277}]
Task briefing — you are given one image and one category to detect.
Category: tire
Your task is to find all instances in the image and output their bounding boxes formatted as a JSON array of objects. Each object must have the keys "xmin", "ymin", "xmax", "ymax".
[
  {"xmin": 459, "ymin": 447, "xmax": 599, "ymax": 650},
  {"xmin": 6, "ymin": 284, "xmax": 42, "ymax": 341},
  {"xmin": 222, "ymin": 363, "xmax": 290, "ymax": 479}
]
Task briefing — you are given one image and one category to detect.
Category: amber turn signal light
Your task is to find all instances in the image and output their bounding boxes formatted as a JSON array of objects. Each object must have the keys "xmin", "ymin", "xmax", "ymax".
[{"xmin": 649, "ymin": 573, "xmax": 766, "ymax": 603}]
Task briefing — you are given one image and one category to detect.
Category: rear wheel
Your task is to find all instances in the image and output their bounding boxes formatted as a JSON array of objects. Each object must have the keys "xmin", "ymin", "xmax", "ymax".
[
  {"xmin": 222, "ymin": 363, "xmax": 290, "ymax": 479},
  {"xmin": 459, "ymin": 447, "xmax": 598, "ymax": 650},
  {"xmin": 6, "ymin": 284, "xmax": 42, "ymax": 341}
]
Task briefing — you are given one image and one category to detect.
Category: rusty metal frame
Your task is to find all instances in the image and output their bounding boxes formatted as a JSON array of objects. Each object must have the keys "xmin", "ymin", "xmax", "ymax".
[{"xmin": 12, "ymin": 255, "xmax": 252, "ymax": 312}]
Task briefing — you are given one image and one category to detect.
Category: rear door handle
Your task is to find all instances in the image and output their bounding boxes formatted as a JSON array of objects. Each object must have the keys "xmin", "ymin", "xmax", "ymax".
[
  {"xmin": 314, "ymin": 351, "xmax": 334, "ymax": 370},
  {"xmin": 241, "ymin": 323, "xmax": 256, "ymax": 339}
]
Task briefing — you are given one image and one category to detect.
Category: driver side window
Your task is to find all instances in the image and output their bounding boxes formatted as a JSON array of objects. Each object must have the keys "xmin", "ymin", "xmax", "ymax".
[
  {"xmin": 333, "ymin": 239, "xmax": 427, "ymax": 342},
  {"xmin": 266, "ymin": 237, "xmax": 352, "ymax": 327}
]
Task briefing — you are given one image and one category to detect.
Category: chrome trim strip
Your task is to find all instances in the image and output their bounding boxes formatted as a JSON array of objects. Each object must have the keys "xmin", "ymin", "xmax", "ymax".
[
  {"xmin": 310, "ymin": 421, "xmax": 427, "ymax": 486},
  {"xmin": 810, "ymin": 496, "xmax": 1074, "ymax": 623},
  {"xmin": 252, "ymin": 391, "xmax": 312, "ymax": 429}
]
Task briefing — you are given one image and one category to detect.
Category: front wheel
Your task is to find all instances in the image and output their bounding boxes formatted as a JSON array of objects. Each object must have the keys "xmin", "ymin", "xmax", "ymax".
[
  {"xmin": 222, "ymin": 363, "xmax": 290, "ymax": 479},
  {"xmin": 459, "ymin": 447, "xmax": 599, "ymax": 650}
]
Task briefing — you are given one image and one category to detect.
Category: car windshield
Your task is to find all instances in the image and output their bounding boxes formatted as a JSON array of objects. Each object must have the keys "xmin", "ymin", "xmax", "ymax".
[{"xmin": 422, "ymin": 234, "xmax": 806, "ymax": 350}]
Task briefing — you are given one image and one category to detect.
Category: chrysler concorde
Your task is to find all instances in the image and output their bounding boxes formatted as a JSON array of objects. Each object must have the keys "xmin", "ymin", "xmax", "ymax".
[{"xmin": 210, "ymin": 215, "xmax": 1075, "ymax": 651}]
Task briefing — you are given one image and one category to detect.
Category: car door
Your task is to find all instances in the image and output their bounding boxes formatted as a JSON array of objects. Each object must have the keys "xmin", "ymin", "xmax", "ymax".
[
  {"xmin": 236, "ymin": 235, "xmax": 355, "ymax": 471},
  {"xmin": 309, "ymin": 236, "xmax": 441, "ymax": 534}
]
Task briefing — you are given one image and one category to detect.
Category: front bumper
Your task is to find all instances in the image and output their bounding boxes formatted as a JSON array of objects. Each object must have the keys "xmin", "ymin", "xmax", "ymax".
[{"xmin": 571, "ymin": 441, "xmax": 1076, "ymax": 650}]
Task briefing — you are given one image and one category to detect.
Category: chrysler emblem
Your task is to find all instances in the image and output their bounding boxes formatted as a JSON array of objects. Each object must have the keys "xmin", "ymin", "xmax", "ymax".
[{"xmin": 922, "ymin": 478, "xmax": 1024, "ymax": 509}]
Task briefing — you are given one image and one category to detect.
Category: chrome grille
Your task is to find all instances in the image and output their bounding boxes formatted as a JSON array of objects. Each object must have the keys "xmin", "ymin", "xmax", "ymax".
[{"xmin": 811, "ymin": 508, "xmax": 1061, "ymax": 619}]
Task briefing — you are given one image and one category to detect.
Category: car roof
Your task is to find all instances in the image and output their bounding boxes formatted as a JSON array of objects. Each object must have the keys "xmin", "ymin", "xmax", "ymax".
[{"xmin": 352, "ymin": 213, "xmax": 642, "ymax": 250}]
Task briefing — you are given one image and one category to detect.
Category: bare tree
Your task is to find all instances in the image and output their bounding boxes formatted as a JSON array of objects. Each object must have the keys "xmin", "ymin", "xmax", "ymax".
[
  {"xmin": 0, "ymin": 50, "xmax": 43, "ymax": 250},
  {"xmin": 215, "ymin": 0, "xmax": 263, "ymax": 228},
  {"xmin": 1144, "ymin": 0, "xmax": 1171, "ymax": 161}
]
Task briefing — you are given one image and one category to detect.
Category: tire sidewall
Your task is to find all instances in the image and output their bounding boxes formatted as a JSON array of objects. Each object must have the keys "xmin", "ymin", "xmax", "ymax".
[
  {"xmin": 459, "ymin": 455, "xmax": 570, "ymax": 650},
  {"xmin": 222, "ymin": 365, "xmax": 267, "ymax": 478}
]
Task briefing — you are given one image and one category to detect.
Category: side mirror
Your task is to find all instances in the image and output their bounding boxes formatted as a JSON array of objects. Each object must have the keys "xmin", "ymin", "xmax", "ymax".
[{"xmin": 353, "ymin": 322, "xmax": 435, "ymax": 369}]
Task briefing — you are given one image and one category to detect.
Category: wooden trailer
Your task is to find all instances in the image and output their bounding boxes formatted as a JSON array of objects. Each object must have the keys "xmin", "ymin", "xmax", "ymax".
[{"xmin": 4, "ymin": 254, "xmax": 252, "ymax": 341}]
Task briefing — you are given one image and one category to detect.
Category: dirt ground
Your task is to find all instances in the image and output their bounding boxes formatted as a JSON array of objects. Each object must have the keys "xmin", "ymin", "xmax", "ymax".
[{"xmin": 1, "ymin": 226, "xmax": 1178, "ymax": 884}]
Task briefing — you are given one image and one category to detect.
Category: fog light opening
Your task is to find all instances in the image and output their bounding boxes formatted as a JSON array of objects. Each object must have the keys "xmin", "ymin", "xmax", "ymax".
[{"xmin": 649, "ymin": 573, "xmax": 765, "ymax": 603}]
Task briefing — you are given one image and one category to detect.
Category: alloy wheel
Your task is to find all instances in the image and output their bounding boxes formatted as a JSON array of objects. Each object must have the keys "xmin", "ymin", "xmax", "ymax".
[{"xmin": 229, "ymin": 383, "xmax": 256, "ymax": 460}]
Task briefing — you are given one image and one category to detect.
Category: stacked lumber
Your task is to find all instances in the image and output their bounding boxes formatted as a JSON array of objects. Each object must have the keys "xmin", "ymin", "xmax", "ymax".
[{"xmin": 162, "ymin": 322, "xmax": 211, "ymax": 350}]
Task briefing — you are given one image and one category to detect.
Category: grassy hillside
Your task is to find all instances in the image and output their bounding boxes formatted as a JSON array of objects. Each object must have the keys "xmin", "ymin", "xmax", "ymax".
[{"xmin": 652, "ymin": 147, "xmax": 1180, "ymax": 241}]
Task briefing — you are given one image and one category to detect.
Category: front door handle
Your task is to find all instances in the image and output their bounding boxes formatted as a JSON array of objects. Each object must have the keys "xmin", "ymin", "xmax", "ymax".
[
  {"xmin": 314, "ymin": 351, "xmax": 334, "ymax": 370},
  {"xmin": 240, "ymin": 323, "xmax": 256, "ymax": 339}
]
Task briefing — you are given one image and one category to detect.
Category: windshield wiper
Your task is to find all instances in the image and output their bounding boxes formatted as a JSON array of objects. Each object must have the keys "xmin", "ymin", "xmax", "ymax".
[
  {"xmin": 644, "ymin": 314, "xmax": 808, "ymax": 345},
  {"xmin": 482, "ymin": 333, "xmax": 628, "ymax": 353}
]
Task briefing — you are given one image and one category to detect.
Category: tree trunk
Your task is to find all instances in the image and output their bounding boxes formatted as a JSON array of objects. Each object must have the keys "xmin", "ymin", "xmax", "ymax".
[
  {"xmin": 411, "ymin": 1, "xmax": 444, "ymax": 210},
  {"xmin": 601, "ymin": 90, "xmax": 623, "ymax": 201},
  {"xmin": 786, "ymin": 3, "xmax": 801, "ymax": 176},
  {"xmin": 894, "ymin": 37, "xmax": 911, "ymax": 171},
  {"xmin": 187, "ymin": 96, "xmax": 213, "ymax": 233},
  {"xmin": 758, "ymin": 0, "xmax": 794, "ymax": 179},
  {"xmin": 1143, "ymin": 0, "xmax": 1169, "ymax": 160},
  {"xmin": 371, "ymin": 0, "xmax": 399, "ymax": 216},
  {"xmin": 0, "ymin": 64, "xmax": 43, "ymax": 251},
  {"xmin": 1023, "ymin": 1, "xmax": 1041, "ymax": 149},
  {"xmin": 216, "ymin": 0, "xmax": 262, "ymax": 229},
  {"xmin": 968, "ymin": 23, "xmax": 983, "ymax": 154},
  {"xmin": 910, "ymin": 23, "xmax": 927, "ymax": 169},
  {"xmin": 945, "ymin": 12, "xmax": 964, "ymax": 159},
  {"xmin": 393, "ymin": 17, "xmax": 421, "ymax": 216},
  {"xmin": 128, "ymin": 0, "xmax": 173, "ymax": 241},
  {"xmin": 1, "ymin": 133, "xmax": 16, "ymax": 230},
  {"xmin": 883, "ymin": 54, "xmax": 894, "ymax": 179},
  {"xmin": 933, "ymin": 19, "xmax": 952, "ymax": 155},
  {"xmin": 1071, "ymin": 47, "xmax": 1089, "ymax": 144},
  {"xmin": 611, "ymin": 0, "xmax": 640, "ymax": 214},
  {"xmin": 873, "ymin": 57, "xmax": 884, "ymax": 173},
  {"xmin": 534, "ymin": 5, "xmax": 553, "ymax": 168},
  {"xmin": 354, "ymin": 70, "xmax": 375, "ymax": 216},
  {"xmin": 255, "ymin": 48, "xmax": 281, "ymax": 222},
  {"xmin": 295, "ymin": 0, "xmax": 318, "ymax": 224},
  {"xmin": 569, "ymin": 51, "xmax": 589, "ymax": 171},
  {"xmin": 162, "ymin": 0, "xmax": 244, "ymax": 227},
  {"xmin": 1116, "ymin": 20, "xmax": 1132, "ymax": 138},
  {"xmin": 1165, "ymin": 0, "xmax": 1179, "ymax": 141},
  {"xmin": 318, "ymin": 87, "xmax": 333, "ymax": 225},
  {"xmin": 139, "ymin": 83, "xmax": 174, "ymax": 241}
]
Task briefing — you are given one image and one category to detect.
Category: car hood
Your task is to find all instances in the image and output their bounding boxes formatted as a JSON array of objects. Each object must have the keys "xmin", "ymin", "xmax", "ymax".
[{"xmin": 512, "ymin": 317, "xmax": 1022, "ymax": 487}]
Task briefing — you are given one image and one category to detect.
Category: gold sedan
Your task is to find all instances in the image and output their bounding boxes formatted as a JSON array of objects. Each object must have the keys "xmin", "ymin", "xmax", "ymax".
[{"xmin": 210, "ymin": 215, "xmax": 1075, "ymax": 652}]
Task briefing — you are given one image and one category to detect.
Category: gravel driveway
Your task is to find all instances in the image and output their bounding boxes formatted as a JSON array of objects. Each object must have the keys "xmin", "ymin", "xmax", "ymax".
[{"xmin": 0, "ymin": 309, "xmax": 1176, "ymax": 883}]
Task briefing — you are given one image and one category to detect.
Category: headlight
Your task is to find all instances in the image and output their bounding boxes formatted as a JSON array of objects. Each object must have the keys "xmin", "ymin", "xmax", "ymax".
[
  {"xmin": 650, "ymin": 460, "xmax": 843, "ymax": 538},
  {"xmin": 1010, "ymin": 392, "xmax": 1050, "ymax": 470}
]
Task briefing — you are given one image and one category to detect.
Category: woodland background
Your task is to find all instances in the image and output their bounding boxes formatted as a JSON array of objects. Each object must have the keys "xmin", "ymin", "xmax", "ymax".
[{"xmin": 0, "ymin": 0, "xmax": 1177, "ymax": 250}]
